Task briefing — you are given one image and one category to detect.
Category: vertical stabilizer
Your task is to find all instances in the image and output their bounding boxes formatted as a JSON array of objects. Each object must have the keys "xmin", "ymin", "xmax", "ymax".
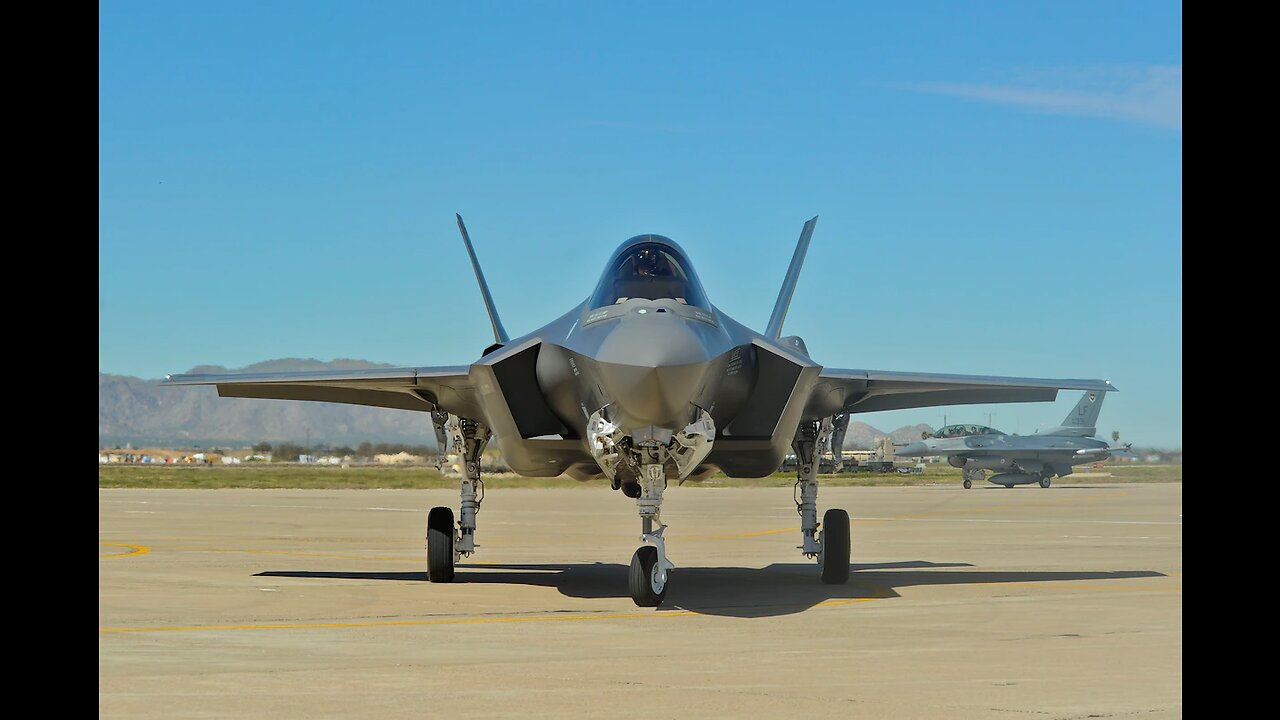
[
  {"xmin": 455, "ymin": 214, "xmax": 510, "ymax": 344},
  {"xmin": 765, "ymin": 216, "xmax": 819, "ymax": 339},
  {"xmin": 1037, "ymin": 389, "xmax": 1109, "ymax": 437}
]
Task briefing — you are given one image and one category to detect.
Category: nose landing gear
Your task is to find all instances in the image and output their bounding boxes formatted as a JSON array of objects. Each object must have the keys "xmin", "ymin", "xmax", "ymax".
[
  {"xmin": 962, "ymin": 467, "xmax": 986, "ymax": 489},
  {"xmin": 629, "ymin": 461, "xmax": 676, "ymax": 606},
  {"xmin": 588, "ymin": 406, "xmax": 716, "ymax": 606}
]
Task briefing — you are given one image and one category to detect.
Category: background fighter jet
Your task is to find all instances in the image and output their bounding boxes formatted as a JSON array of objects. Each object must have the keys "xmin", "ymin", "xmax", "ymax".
[
  {"xmin": 165, "ymin": 215, "xmax": 1114, "ymax": 606},
  {"xmin": 896, "ymin": 391, "xmax": 1121, "ymax": 489}
]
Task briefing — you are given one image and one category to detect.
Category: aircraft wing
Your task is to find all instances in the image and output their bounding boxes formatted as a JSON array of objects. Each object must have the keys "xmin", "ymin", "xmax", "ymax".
[
  {"xmin": 809, "ymin": 369, "xmax": 1115, "ymax": 415},
  {"xmin": 162, "ymin": 365, "xmax": 481, "ymax": 416}
]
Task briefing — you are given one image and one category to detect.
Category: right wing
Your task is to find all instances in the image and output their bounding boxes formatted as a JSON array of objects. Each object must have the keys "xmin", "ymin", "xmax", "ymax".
[
  {"xmin": 162, "ymin": 365, "xmax": 481, "ymax": 417},
  {"xmin": 808, "ymin": 368, "xmax": 1115, "ymax": 417}
]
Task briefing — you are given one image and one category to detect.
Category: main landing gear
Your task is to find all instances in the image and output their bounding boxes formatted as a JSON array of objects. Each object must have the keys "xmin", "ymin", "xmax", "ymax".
[
  {"xmin": 425, "ymin": 415, "xmax": 491, "ymax": 583},
  {"xmin": 794, "ymin": 419, "xmax": 850, "ymax": 585}
]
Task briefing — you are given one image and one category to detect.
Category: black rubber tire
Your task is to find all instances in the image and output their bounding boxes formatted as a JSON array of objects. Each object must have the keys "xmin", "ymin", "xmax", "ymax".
[
  {"xmin": 426, "ymin": 506, "xmax": 455, "ymax": 583},
  {"xmin": 1039, "ymin": 476, "xmax": 1051, "ymax": 488},
  {"xmin": 629, "ymin": 546, "xmax": 667, "ymax": 607},
  {"xmin": 820, "ymin": 508, "xmax": 851, "ymax": 584},
  {"xmin": 963, "ymin": 479, "xmax": 972, "ymax": 489}
]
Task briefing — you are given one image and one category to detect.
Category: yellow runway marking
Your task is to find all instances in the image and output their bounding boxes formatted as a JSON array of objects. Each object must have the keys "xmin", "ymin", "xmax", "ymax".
[
  {"xmin": 98, "ymin": 596, "xmax": 881, "ymax": 634},
  {"xmin": 99, "ymin": 543, "xmax": 150, "ymax": 559},
  {"xmin": 813, "ymin": 597, "xmax": 884, "ymax": 607}
]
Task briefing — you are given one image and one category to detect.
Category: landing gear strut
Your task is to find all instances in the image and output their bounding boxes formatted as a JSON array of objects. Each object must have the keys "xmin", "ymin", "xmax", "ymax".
[
  {"xmin": 630, "ymin": 456, "xmax": 675, "ymax": 606},
  {"xmin": 425, "ymin": 414, "xmax": 491, "ymax": 583},
  {"xmin": 830, "ymin": 412, "xmax": 849, "ymax": 473},
  {"xmin": 793, "ymin": 419, "xmax": 850, "ymax": 584},
  {"xmin": 962, "ymin": 467, "xmax": 985, "ymax": 490}
]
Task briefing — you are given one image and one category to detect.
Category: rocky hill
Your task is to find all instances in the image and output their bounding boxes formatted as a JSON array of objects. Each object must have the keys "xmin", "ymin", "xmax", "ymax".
[
  {"xmin": 841, "ymin": 421, "xmax": 934, "ymax": 450},
  {"xmin": 98, "ymin": 359, "xmax": 436, "ymax": 447}
]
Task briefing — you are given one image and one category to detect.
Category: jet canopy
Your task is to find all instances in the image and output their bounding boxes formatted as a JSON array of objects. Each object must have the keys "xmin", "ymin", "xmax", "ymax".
[
  {"xmin": 589, "ymin": 236, "xmax": 711, "ymax": 310},
  {"xmin": 932, "ymin": 424, "xmax": 1005, "ymax": 439}
]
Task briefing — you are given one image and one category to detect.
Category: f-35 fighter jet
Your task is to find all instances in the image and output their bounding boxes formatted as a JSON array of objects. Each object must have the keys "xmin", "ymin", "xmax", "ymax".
[{"xmin": 165, "ymin": 216, "xmax": 1113, "ymax": 605}]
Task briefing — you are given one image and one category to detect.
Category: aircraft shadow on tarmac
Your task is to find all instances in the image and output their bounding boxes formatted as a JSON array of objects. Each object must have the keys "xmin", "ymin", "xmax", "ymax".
[{"xmin": 256, "ymin": 561, "xmax": 1166, "ymax": 619}]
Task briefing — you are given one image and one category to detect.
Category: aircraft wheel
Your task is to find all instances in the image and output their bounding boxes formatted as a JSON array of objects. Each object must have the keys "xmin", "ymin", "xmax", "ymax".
[
  {"xmin": 963, "ymin": 479, "xmax": 972, "ymax": 489},
  {"xmin": 820, "ymin": 508, "xmax": 851, "ymax": 584},
  {"xmin": 427, "ymin": 506, "xmax": 456, "ymax": 582},
  {"xmin": 629, "ymin": 546, "xmax": 667, "ymax": 606},
  {"xmin": 1039, "ymin": 476, "xmax": 1051, "ymax": 489}
]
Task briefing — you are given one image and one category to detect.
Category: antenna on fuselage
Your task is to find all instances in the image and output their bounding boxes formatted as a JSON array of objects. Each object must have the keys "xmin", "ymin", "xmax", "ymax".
[
  {"xmin": 765, "ymin": 216, "xmax": 818, "ymax": 339},
  {"xmin": 455, "ymin": 213, "xmax": 510, "ymax": 345}
]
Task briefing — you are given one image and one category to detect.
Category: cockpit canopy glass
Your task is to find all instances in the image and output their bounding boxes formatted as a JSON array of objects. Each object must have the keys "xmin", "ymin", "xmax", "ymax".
[
  {"xmin": 932, "ymin": 424, "xmax": 1005, "ymax": 439},
  {"xmin": 589, "ymin": 238, "xmax": 710, "ymax": 310}
]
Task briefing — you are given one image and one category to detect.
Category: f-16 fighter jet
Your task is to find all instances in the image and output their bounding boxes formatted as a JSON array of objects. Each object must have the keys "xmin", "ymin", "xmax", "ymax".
[{"xmin": 896, "ymin": 391, "xmax": 1121, "ymax": 489}]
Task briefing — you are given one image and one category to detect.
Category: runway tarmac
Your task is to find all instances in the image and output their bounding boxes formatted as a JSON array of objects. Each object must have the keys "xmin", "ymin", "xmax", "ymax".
[{"xmin": 99, "ymin": 483, "xmax": 1182, "ymax": 718}]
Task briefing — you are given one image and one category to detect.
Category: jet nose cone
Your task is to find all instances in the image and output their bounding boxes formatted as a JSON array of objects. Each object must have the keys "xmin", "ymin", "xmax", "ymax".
[
  {"xmin": 597, "ymin": 363, "xmax": 709, "ymax": 432},
  {"xmin": 897, "ymin": 441, "xmax": 927, "ymax": 457},
  {"xmin": 594, "ymin": 313, "xmax": 713, "ymax": 431}
]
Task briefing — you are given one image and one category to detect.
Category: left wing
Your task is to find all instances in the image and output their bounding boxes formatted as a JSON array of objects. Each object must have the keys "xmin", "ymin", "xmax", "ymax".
[
  {"xmin": 162, "ymin": 365, "xmax": 482, "ymax": 418},
  {"xmin": 806, "ymin": 369, "xmax": 1115, "ymax": 417}
]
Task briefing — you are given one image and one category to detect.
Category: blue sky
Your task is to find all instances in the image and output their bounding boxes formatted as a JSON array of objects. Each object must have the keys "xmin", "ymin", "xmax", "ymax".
[{"xmin": 99, "ymin": 1, "xmax": 1182, "ymax": 447}]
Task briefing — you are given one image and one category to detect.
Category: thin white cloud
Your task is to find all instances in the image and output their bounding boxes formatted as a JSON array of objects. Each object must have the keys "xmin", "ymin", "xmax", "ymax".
[{"xmin": 912, "ymin": 65, "xmax": 1182, "ymax": 130}]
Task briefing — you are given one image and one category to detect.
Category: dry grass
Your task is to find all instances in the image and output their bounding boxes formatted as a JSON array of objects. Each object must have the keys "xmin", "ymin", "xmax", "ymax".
[{"xmin": 99, "ymin": 461, "xmax": 1180, "ymax": 489}]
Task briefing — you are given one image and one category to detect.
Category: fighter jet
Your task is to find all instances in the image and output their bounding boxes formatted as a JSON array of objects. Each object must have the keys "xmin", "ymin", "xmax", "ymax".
[
  {"xmin": 164, "ymin": 215, "xmax": 1114, "ymax": 606},
  {"xmin": 896, "ymin": 391, "xmax": 1121, "ymax": 489}
]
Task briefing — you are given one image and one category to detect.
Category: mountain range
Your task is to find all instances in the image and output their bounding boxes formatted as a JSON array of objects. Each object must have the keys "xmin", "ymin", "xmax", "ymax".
[{"xmin": 98, "ymin": 358, "xmax": 932, "ymax": 449}]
